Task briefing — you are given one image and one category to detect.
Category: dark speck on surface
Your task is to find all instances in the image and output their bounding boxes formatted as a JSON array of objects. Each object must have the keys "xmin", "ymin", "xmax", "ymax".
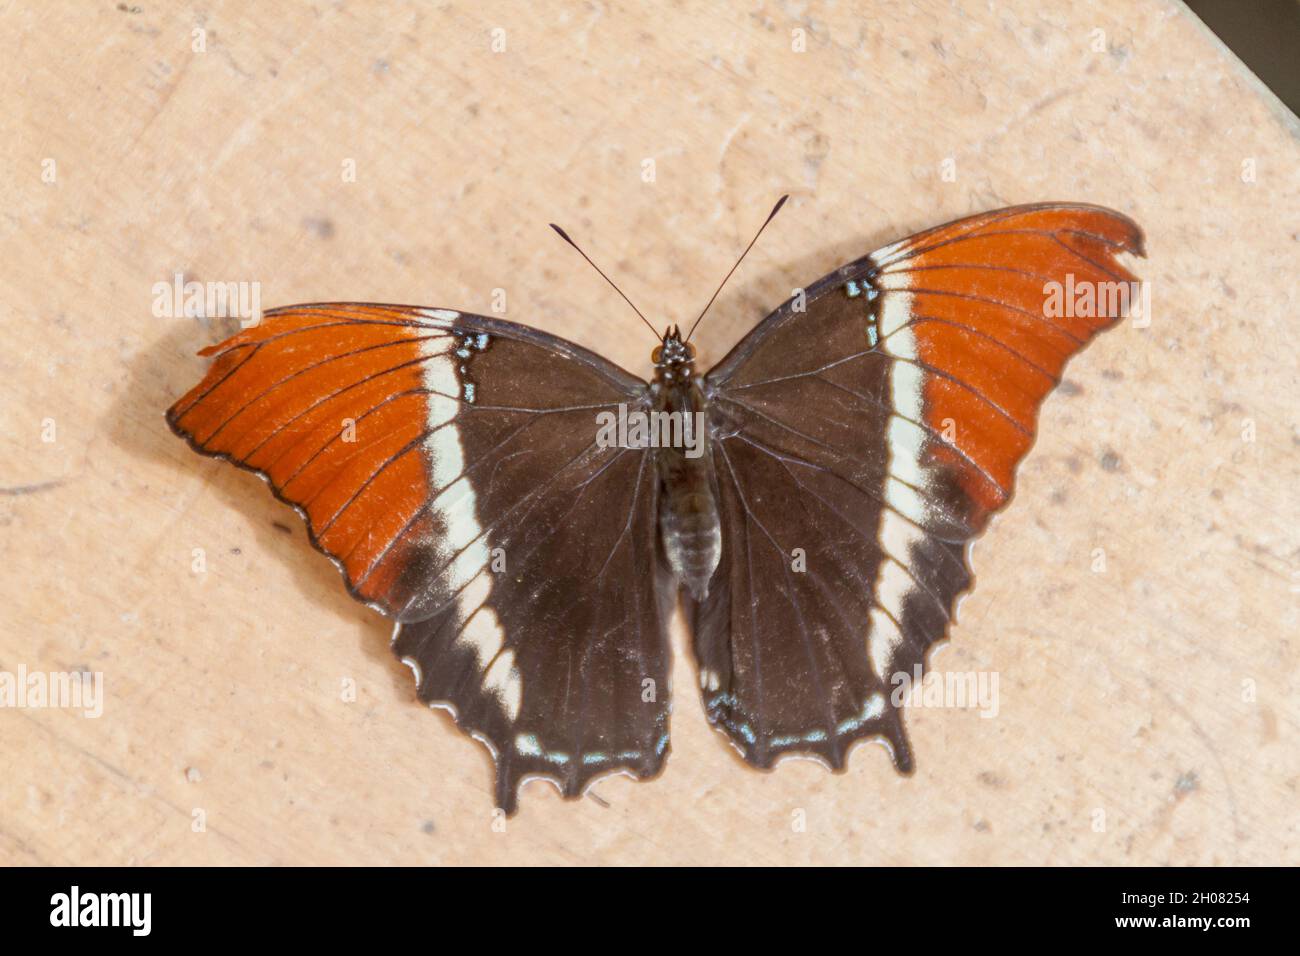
[
  {"xmin": 0, "ymin": 479, "xmax": 64, "ymax": 496},
  {"xmin": 1100, "ymin": 450, "xmax": 1122, "ymax": 472},
  {"xmin": 303, "ymin": 217, "xmax": 335, "ymax": 239}
]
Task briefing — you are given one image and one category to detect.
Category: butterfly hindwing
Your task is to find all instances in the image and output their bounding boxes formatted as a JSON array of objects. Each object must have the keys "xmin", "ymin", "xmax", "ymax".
[
  {"xmin": 168, "ymin": 304, "xmax": 674, "ymax": 813},
  {"xmin": 695, "ymin": 203, "xmax": 1144, "ymax": 769}
]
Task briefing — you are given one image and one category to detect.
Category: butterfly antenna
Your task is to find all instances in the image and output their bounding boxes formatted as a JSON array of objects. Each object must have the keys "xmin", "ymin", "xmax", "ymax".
[
  {"xmin": 549, "ymin": 223, "xmax": 660, "ymax": 339},
  {"xmin": 685, "ymin": 194, "xmax": 789, "ymax": 342}
]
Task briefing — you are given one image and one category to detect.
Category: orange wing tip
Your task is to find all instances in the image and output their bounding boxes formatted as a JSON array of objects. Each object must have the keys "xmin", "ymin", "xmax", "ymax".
[
  {"xmin": 1064, "ymin": 204, "xmax": 1145, "ymax": 260},
  {"xmin": 1124, "ymin": 225, "xmax": 1146, "ymax": 259},
  {"xmin": 194, "ymin": 320, "xmax": 280, "ymax": 357},
  {"xmin": 1090, "ymin": 207, "xmax": 1145, "ymax": 258}
]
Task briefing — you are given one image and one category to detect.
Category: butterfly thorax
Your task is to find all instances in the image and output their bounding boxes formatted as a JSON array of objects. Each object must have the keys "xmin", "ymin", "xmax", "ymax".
[{"xmin": 651, "ymin": 328, "xmax": 721, "ymax": 600}]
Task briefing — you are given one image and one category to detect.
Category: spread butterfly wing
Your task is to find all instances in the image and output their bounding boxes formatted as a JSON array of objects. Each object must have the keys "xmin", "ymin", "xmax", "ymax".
[
  {"xmin": 695, "ymin": 203, "xmax": 1144, "ymax": 769},
  {"xmin": 167, "ymin": 304, "xmax": 673, "ymax": 813}
]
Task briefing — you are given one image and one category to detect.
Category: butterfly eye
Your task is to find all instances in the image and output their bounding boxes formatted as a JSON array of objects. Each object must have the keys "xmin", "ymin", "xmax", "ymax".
[
  {"xmin": 652, "ymin": 346, "xmax": 663, "ymax": 363},
  {"xmin": 685, "ymin": 343, "xmax": 697, "ymax": 359}
]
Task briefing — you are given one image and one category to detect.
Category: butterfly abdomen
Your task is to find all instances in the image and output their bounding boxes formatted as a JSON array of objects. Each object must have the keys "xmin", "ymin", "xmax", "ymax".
[
  {"xmin": 652, "ymin": 334, "xmax": 722, "ymax": 600},
  {"xmin": 659, "ymin": 478, "xmax": 722, "ymax": 600}
]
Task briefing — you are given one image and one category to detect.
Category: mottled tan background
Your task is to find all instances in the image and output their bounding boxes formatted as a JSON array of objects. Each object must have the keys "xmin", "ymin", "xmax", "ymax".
[{"xmin": 2, "ymin": 0, "xmax": 1297, "ymax": 865}]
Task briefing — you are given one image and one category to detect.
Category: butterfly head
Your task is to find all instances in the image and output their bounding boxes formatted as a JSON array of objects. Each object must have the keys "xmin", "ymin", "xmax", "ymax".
[{"xmin": 653, "ymin": 325, "xmax": 696, "ymax": 381}]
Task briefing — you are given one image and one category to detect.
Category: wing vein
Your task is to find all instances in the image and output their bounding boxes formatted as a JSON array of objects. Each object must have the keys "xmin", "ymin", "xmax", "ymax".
[
  {"xmin": 717, "ymin": 442, "xmax": 841, "ymax": 748},
  {"xmin": 197, "ymin": 334, "xmax": 447, "ymax": 447}
]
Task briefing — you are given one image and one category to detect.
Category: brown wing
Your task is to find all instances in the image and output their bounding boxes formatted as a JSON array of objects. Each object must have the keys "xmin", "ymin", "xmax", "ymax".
[
  {"xmin": 169, "ymin": 304, "xmax": 674, "ymax": 813},
  {"xmin": 694, "ymin": 204, "xmax": 1144, "ymax": 769}
]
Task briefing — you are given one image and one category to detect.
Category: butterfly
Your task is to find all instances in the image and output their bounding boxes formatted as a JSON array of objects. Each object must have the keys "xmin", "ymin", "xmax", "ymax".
[{"xmin": 167, "ymin": 201, "xmax": 1144, "ymax": 814}]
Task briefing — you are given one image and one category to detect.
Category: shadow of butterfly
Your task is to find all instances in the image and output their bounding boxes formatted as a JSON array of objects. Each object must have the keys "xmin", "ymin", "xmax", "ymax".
[{"xmin": 167, "ymin": 201, "xmax": 1144, "ymax": 814}]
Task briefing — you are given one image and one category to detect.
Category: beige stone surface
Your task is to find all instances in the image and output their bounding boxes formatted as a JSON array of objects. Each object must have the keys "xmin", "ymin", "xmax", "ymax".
[{"xmin": 2, "ymin": 0, "xmax": 1297, "ymax": 865}]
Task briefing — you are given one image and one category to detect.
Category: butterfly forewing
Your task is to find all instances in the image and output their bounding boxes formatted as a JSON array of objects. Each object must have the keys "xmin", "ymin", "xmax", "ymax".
[
  {"xmin": 167, "ymin": 304, "xmax": 674, "ymax": 813},
  {"xmin": 696, "ymin": 202, "xmax": 1144, "ymax": 769}
]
